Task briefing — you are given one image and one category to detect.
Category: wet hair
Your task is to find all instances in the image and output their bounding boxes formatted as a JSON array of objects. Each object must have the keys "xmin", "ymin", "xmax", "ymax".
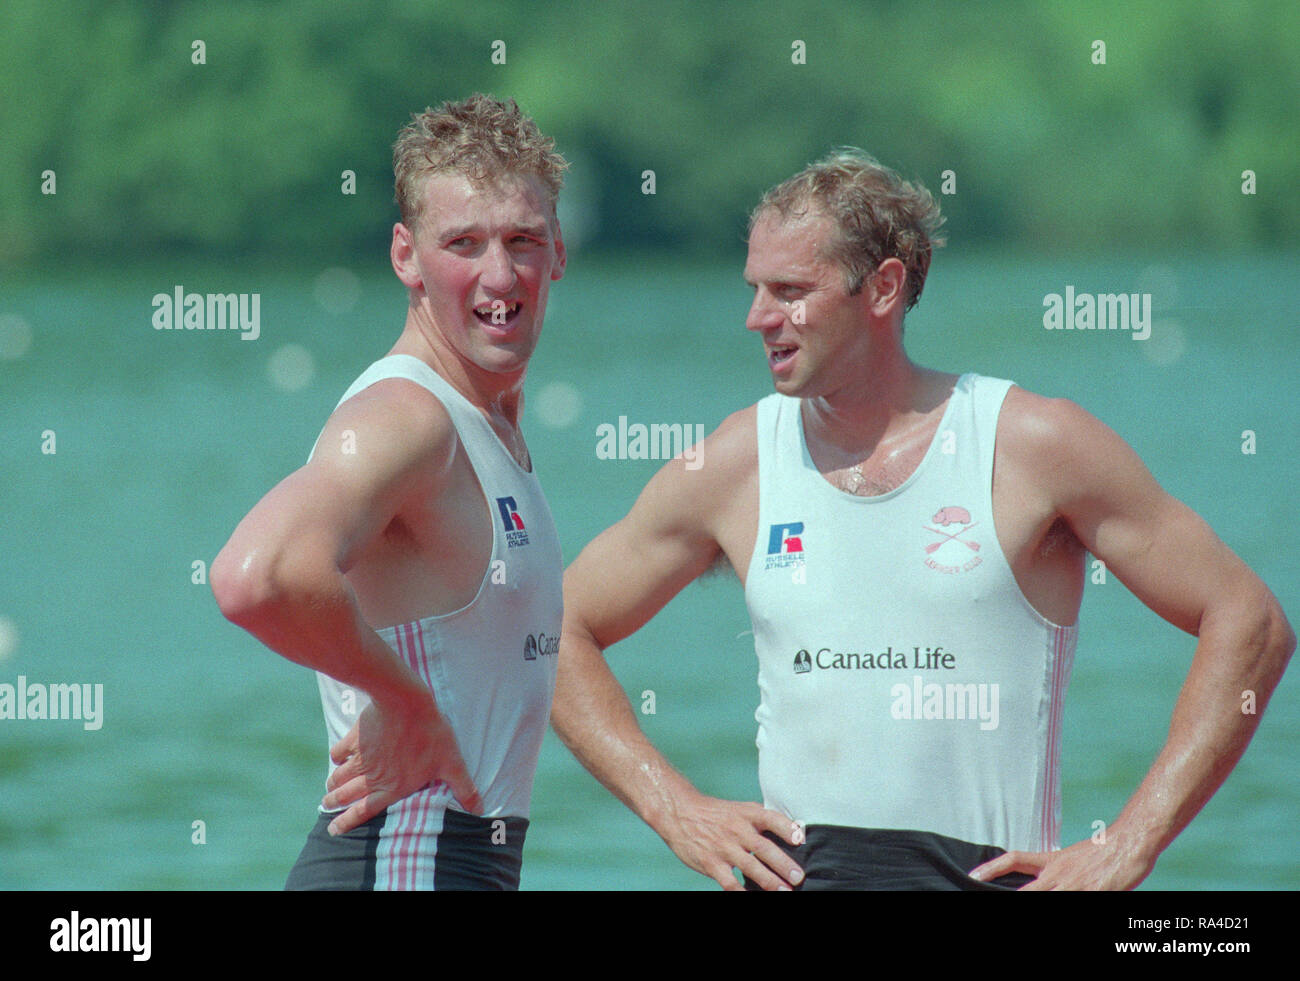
[
  {"xmin": 393, "ymin": 93, "xmax": 568, "ymax": 232},
  {"xmin": 751, "ymin": 148, "xmax": 946, "ymax": 310}
]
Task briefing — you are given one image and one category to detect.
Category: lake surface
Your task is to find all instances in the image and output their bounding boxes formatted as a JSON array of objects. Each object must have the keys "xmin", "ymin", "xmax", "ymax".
[{"xmin": 0, "ymin": 251, "xmax": 1295, "ymax": 889}]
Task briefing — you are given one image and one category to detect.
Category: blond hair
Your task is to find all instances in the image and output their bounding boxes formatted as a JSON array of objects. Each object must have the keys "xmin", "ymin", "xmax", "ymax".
[
  {"xmin": 752, "ymin": 148, "xmax": 946, "ymax": 311},
  {"xmin": 393, "ymin": 94, "xmax": 568, "ymax": 231}
]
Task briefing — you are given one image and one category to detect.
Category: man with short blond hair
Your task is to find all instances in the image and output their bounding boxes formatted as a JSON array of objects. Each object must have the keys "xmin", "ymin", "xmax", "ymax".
[
  {"xmin": 213, "ymin": 94, "xmax": 568, "ymax": 889},
  {"xmin": 755, "ymin": 147, "xmax": 945, "ymax": 308},
  {"xmin": 551, "ymin": 148, "xmax": 1293, "ymax": 890}
]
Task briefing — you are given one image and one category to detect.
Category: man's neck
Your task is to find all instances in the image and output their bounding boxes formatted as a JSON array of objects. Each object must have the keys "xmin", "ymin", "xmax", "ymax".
[
  {"xmin": 802, "ymin": 355, "xmax": 948, "ymax": 456},
  {"xmin": 388, "ymin": 314, "xmax": 525, "ymax": 428}
]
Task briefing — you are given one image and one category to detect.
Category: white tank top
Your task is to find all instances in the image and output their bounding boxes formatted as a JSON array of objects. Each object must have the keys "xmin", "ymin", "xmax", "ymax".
[
  {"xmin": 308, "ymin": 355, "xmax": 564, "ymax": 819},
  {"xmin": 744, "ymin": 373, "xmax": 1077, "ymax": 852}
]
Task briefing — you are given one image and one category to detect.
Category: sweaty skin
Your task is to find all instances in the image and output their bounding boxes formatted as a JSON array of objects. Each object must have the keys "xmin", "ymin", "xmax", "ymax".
[
  {"xmin": 213, "ymin": 171, "xmax": 566, "ymax": 836},
  {"xmin": 551, "ymin": 210, "xmax": 1293, "ymax": 890}
]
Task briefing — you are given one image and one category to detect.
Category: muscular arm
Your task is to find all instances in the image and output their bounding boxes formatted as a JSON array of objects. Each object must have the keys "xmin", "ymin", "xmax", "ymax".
[
  {"xmin": 210, "ymin": 381, "xmax": 482, "ymax": 829},
  {"xmin": 552, "ymin": 411, "xmax": 804, "ymax": 890},
  {"xmin": 972, "ymin": 394, "xmax": 1294, "ymax": 889}
]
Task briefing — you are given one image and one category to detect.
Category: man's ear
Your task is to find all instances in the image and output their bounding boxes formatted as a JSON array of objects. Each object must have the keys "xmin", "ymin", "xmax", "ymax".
[
  {"xmin": 550, "ymin": 219, "xmax": 567, "ymax": 281},
  {"xmin": 870, "ymin": 257, "xmax": 907, "ymax": 314},
  {"xmin": 391, "ymin": 222, "xmax": 423, "ymax": 289}
]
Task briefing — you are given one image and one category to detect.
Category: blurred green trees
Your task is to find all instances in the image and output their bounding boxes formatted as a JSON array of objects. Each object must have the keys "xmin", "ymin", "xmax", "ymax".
[{"xmin": 3, "ymin": 0, "xmax": 1295, "ymax": 264}]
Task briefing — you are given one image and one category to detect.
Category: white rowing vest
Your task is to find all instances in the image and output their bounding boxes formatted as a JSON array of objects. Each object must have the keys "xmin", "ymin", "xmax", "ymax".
[
  {"xmin": 308, "ymin": 354, "xmax": 564, "ymax": 819},
  {"xmin": 744, "ymin": 373, "xmax": 1077, "ymax": 852}
]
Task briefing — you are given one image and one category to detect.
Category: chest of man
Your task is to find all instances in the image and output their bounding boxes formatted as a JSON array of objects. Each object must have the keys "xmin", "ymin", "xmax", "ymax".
[{"xmin": 714, "ymin": 411, "xmax": 1082, "ymax": 626}]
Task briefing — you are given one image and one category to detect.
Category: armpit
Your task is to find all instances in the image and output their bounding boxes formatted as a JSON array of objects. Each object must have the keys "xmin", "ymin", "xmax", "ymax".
[{"xmin": 1039, "ymin": 517, "xmax": 1084, "ymax": 559}]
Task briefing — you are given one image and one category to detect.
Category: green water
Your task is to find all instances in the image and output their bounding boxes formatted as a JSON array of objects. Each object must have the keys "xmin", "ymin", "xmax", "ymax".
[{"xmin": 0, "ymin": 252, "xmax": 1296, "ymax": 889}]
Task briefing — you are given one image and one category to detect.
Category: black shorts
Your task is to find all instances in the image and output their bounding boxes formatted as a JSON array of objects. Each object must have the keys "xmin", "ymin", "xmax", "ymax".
[
  {"xmin": 742, "ymin": 825, "xmax": 1036, "ymax": 891},
  {"xmin": 284, "ymin": 806, "xmax": 529, "ymax": 891}
]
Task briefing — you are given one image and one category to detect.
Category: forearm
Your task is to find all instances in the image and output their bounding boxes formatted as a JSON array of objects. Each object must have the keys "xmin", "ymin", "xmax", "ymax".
[
  {"xmin": 1110, "ymin": 587, "xmax": 1294, "ymax": 862},
  {"xmin": 552, "ymin": 622, "xmax": 701, "ymax": 837}
]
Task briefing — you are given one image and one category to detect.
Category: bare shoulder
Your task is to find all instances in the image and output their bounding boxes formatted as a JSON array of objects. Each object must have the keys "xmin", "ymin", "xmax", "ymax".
[
  {"xmin": 697, "ymin": 403, "xmax": 759, "ymax": 482},
  {"xmin": 996, "ymin": 383, "xmax": 1171, "ymax": 536},
  {"xmin": 213, "ymin": 375, "xmax": 467, "ymax": 597},
  {"xmin": 997, "ymin": 385, "xmax": 1097, "ymax": 449},
  {"xmin": 564, "ymin": 404, "xmax": 761, "ymax": 643},
  {"xmin": 312, "ymin": 376, "xmax": 460, "ymax": 484},
  {"xmin": 996, "ymin": 385, "xmax": 1137, "ymax": 483},
  {"xmin": 619, "ymin": 403, "xmax": 758, "ymax": 542}
]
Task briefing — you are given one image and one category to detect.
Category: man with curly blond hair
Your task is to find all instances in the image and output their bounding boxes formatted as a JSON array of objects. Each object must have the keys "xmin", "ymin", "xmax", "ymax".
[
  {"xmin": 213, "ymin": 94, "xmax": 569, "ymax": 889},
  {"xmin": 551, "ymin": 148, "xmax": 1292, "ymax": 891}
]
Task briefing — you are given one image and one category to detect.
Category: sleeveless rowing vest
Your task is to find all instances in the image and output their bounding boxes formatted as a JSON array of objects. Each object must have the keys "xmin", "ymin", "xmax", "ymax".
[
  {"xmin": 308, "ymin": 354, "xmax": 564, "ymax": 820},
  {"xmin": 744, "ymin": 373, "xmax": 1077, "ymax": 852}
]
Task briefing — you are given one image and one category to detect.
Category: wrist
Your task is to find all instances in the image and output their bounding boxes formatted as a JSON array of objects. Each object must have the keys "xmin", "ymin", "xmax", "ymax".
[
  {"xmin": 1104, "ymin": 814, "xmax": 1167, "ymax": 869},
  {"xmin": 636, "ymin": 766, "xmax": 703, "ymax": 842}
]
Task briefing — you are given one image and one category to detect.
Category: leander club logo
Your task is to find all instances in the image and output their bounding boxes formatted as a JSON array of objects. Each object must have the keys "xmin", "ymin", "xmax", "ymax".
[{"xmin": 924, "ymin": 505, "xmax": 982, "ymax": 574}]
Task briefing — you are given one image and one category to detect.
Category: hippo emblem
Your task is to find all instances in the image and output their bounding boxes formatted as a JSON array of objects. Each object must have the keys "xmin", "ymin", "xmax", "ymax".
[
  {"xmin": 924, "ymin": 505, "xmax": 981, "ymax": 561},
  {"xmin": 932, "ymin": 506, "xmax": 972, "ymax": 526}
]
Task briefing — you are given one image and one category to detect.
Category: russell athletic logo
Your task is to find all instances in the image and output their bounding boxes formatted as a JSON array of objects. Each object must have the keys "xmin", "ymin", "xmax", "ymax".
[
  {"xmin": 523, "ymin": 632, "xmax": 560, "ymax": 661},
  {"xmin": 496, "ymin": 496, "xmax": 530, "ymax": 548},
  {"xmin": 764, "ymin": 521, "xmax": 805, "ymax": 571},
  {"xmin": 924, "ymin": 505, "xmax": 983, "ymax": 574}
]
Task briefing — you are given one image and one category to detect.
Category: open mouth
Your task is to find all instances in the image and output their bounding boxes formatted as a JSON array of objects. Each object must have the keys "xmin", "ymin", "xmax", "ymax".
[
  {"xmin": 768, "ymin": 344, "xmax": 797, "ymax": 366},
  {"xmin": 473, "ymin": 300, "xmax": 522, "ymax": 327}
]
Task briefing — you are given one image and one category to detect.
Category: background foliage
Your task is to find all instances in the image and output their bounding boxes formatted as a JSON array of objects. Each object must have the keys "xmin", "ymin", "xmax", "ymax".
[{"xmin": 4, "ymin": 0, "xmax": 1296, "ymax": 265}]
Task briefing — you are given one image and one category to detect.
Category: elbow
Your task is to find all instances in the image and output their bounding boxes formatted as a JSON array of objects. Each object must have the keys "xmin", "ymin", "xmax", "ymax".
[
  {"xmin": 1267, "ymin": 596, "xmax": 1296, "ymax": 669},
  {"xmin": 211, "ymin": 537, "xmax": 339, "ymax": 631},
  {"xmin": 210, "ymin": 543, "xmax": 279, "ymax": 628},
  {"xmin": 1245, "ymin": 588, "xmax": 1295, "ymax": 688}
]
